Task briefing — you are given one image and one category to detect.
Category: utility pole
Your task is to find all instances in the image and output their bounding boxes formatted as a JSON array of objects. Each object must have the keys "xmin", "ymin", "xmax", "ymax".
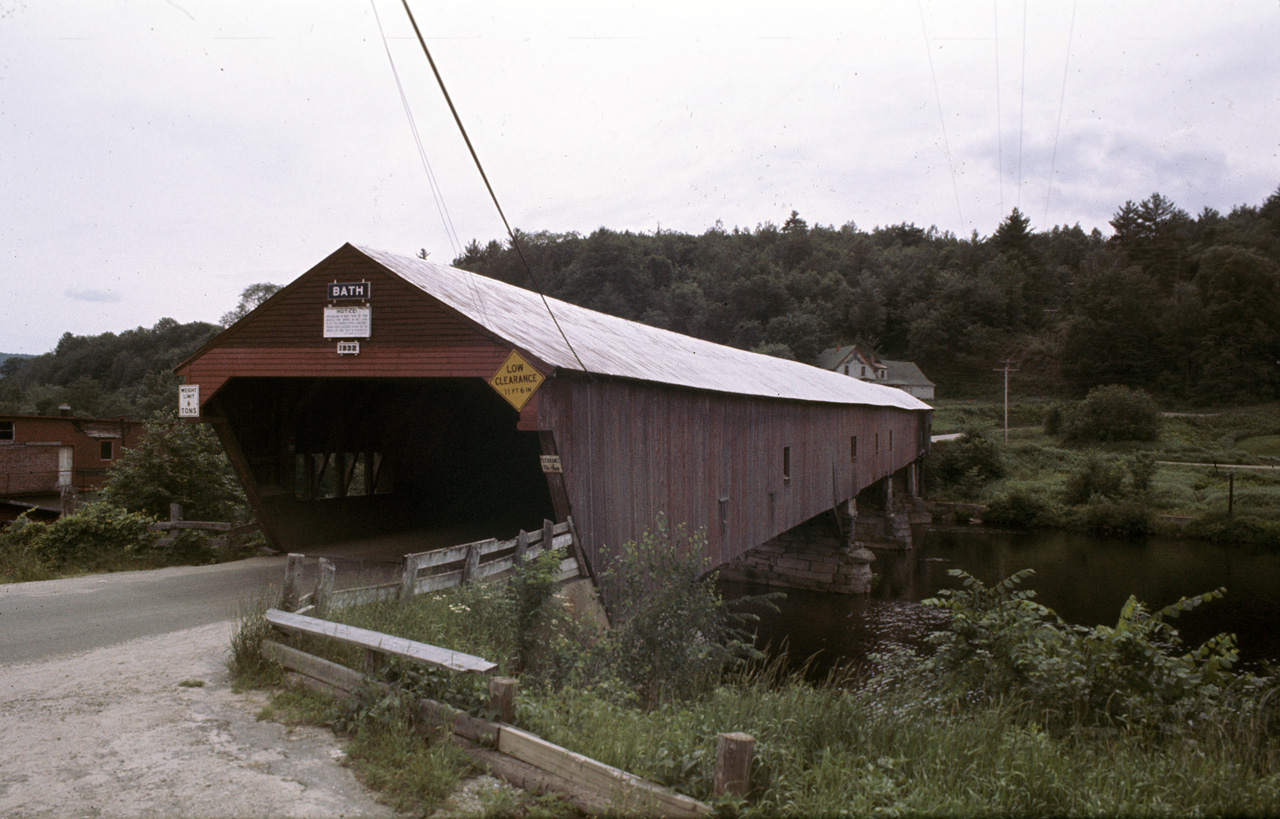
[{"xmin": 994, "ymin": 359, "xmax": 1019, "ymax": 443}]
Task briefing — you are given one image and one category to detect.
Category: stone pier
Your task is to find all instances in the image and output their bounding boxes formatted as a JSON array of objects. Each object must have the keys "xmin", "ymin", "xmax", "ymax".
[{"xmin": 718, "ymin": 501, "xmax": 876, "ymax": 594}]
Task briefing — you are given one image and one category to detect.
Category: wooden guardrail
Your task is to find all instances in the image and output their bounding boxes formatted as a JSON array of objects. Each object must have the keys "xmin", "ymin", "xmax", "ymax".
[
  {"xmin": 261, "ymin": 610, "xmax": 716, "ymax": 817},
  {"xmin": 284, "ymin": 518, "xmax": 583, "ymax": 614},
  {"xmin": 265, "ymin": 608, "xmax": 496, "ymax": 674},
  {"xmin": 146, "ymin": 503, "xmax": 259, "ymax": 550}
]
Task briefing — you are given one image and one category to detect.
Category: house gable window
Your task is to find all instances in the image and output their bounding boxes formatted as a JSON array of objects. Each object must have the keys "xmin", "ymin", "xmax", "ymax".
[
  {"xmin": 100, "ymin": 440, "xmax": 114, "ymax": 460},
  {"xmin": 0, "ymin": 421, "xmax": 12, "ymax": 441}
]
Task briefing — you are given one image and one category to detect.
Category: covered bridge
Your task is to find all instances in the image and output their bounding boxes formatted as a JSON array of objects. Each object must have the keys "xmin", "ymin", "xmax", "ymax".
[{"xmin": 176, "ymin": 243, "xmax": 931, "ymax": 580}]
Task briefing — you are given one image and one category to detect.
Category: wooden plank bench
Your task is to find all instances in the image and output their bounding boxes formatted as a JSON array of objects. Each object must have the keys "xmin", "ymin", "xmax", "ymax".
[{"xmin": 264, "ymin": 608, "xmax": 497, "ymax": 674}]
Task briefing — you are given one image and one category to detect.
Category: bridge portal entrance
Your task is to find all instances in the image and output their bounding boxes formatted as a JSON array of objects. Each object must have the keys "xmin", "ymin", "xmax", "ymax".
[{"xmin": 209, "ymin": 376, "xmax": 555, "ymax": 554}]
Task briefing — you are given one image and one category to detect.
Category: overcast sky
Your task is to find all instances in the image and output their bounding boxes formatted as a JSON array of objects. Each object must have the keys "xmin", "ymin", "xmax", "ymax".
[{"xmin": 1, "ymin": 1, "xmax": 1277, "ymax": 355}]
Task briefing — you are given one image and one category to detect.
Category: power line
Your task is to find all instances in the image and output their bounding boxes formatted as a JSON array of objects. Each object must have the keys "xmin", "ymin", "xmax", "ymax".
[
  {"xmin": 918, "ymin": 0, "xmax": 967, "ymax": 235},
  {"xmin": 1016, "ymin": 0, "xmax": 1028, "ymax": 210},
  {"xmin": 399, "ymin": 0, "xmax": 588, "ymax": 374},
  {"xmin": 368, "ymin": 0, "xmax": 462, "ymax": 260},
  {"xmin": 994, "ymin": 0, "xmax": 1004, "ymax": 219},
  {"xmin": 1043, "ymin": 0, "xmax": 1078, "ymax": 229}
]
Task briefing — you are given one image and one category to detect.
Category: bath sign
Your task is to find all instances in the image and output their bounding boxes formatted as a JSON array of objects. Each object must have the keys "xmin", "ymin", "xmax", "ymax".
[{"xmin": 488, "ymin": 350, "xmax": 543, "ymax": 411}]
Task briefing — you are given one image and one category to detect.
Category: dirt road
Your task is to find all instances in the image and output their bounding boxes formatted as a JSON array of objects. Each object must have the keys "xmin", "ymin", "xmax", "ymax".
[{"xmin": 0, "ymin": 619, "xmax": 401, "ymax": 818}]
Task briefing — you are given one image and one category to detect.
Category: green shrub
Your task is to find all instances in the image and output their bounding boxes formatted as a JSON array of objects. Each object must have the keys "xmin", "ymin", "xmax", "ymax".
[
  {"xmin": 37, "ymin": 501, "xmax": 157, "ymax": 567},
  {"xmin": 916, "ymin": 569, "xmax": 1238, "ymax": 734},
  {"xmin": 594, "ymin": 517, "xmax": 766, "ymax": 707},
  {"xmin": 1062, "ymin": 455, "xmax": 1127, "ymax": 504},
  {"xmin": 100, "ymin": 410, "xmax": 248, "ymax": 522},
  {"xmin": 1061, "ymin": 385, "xmax": 1160, "ymax": 444},
  {"xmin": 1187, "ymin": 512, "xmax": 1280, "ymax": 550},
  {"xmin": 982, "ymin": 489, "xmax": 1064, "ymax": 530},
  {"xmin": 927, "ymin": 428, "xmax": 1007, "ymax": 498},
  {"xmin": 1072, "ymin": 497, "xmax": 1154, "ymax": 537},
  {"xmin": 0, "ymin": 512, "xmax": 56, "ymax": 582}
]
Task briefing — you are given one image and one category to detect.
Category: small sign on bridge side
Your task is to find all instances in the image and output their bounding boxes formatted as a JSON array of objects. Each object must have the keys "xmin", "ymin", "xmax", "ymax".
[
  {"xmin": 488, "ymin": 350, "xmax": 544, "ymax": 412},
  {"xmin": 178, "ymin": 384, "xmax": 200, "ymax": 418}
]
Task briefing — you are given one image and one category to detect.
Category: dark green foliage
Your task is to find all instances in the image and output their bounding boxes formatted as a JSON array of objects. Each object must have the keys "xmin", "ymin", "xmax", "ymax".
[
  {"xmin": 1061, "ymin": 384, "xmax": 1160, "ymax": 443},
  {"xmin": 1072, "ymin": 497, "xmax": 1155, "ymax": 537},
  {"xmin": 1187, "ymin": 512, "xmax": 1280, "ymax": 550},
  {"xmin": 981, "ymin": 488, "xmax": 1064, "ymax": 530},
  {"xmin": 926, "ymin": 428, "xmax": 1006, "ymax": 498},
  {"xmin": 594, "ymin": 518, "xmax": 765, "ymax": 707},
  {"xmin": 0, "ymin": 318, "xmax": 217, "ymax": 416},
  {"xmin": 0, "ymin": 511, "xmax": 58, "ymax": 581},
  {"xmin": 1062, "ymin": 455, "xmax": 1127, "ymax": 504},
  {"xmin": 34, "ymin": 501, "xmax": 157, "ymax": 568},
  {"xmin": 100, "ymin": 411, "xmax": 248, "ymax": 522},
  {"xmin": 917, "ymin": 569, "xmax": 1238, "ymax": 733}
]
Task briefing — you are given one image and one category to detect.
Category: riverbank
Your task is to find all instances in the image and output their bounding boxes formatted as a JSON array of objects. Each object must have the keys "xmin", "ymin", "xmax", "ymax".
[{"xmin": 236, "ymin": 542, "xmax": 1280, "ymax": 818}]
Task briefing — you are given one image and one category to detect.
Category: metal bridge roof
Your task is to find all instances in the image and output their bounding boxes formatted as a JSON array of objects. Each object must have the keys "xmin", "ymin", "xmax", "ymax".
[{"xmin": 357, "ymin": 245, "xmax": 930, "ymax": 412}]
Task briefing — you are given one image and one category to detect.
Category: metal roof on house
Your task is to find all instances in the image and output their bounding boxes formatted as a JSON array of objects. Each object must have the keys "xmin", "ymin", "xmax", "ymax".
[
  {"xmin": 357, "ymin": 245, "xmax": 930, "ymax": 411},
  {"xmin": 881, "ymin": 360, "xmax": 935, "ymax": 389}
]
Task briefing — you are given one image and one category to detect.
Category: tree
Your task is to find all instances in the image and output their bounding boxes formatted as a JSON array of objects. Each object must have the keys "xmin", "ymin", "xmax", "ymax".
[
  {"xmin": 1060, "ymin": 385, "xmax": 1160, "ymax": 444},
  {"xmin": 100, "ymin": 412, "xmax": 248, "ymax": 522},
  {"xmin": 219, "ymin": 282, "xmax": 283, "ymax": 327},
  {"xmin": 992, "ymin": 207, "xmax": 1034, "ymax": 261}
]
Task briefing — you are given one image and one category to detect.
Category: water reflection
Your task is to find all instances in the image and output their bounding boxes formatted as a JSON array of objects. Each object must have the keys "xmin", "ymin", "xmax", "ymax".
[{"xmin": 721, "ymin": 527, "xmax": 1280, "ymax": 677}]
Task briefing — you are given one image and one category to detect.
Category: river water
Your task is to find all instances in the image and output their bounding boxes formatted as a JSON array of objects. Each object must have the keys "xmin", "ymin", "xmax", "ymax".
[{"xmin": 721, "ymin": 527, "xmax": 1280, "ymax": 676}]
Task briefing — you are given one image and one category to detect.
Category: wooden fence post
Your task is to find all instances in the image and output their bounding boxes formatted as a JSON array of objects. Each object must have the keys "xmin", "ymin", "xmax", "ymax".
[
  {"xmin": 489, "ymin": 676, "xmax": 517, "ymax": 723},
  {"xmin": 169, "ymin": 502, "xmax": 182, "ymax": 522},
  {"xmin": 514, "ymin": 530, "xmax": 529, "ymax": 567},
  {"xmin": 542, "ymin": 519, "xmax": 555, "ymax": 554},
  {"xmin": 283, "ymin": 553, "xmax": 305, "ymax": 611},
  {"xmin": 314, "ymin": 558, "xmax": 335, "ymax": 615},
  {"xmin": 400, "ymin": 554, "xmax": 420, "ymax": 600},
  {"xmin": 462, "ymin": 543, "xmax": 480, "ymax": 584},
  {"xmin": 714, "ymin": 732, "xmax": 754, "ymax": 798}
]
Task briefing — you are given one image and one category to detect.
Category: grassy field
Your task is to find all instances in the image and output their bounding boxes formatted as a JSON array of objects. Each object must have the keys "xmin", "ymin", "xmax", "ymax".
[{"xmin": 927, "ymin": 400, "xmax": 1280, "ymax": 540}]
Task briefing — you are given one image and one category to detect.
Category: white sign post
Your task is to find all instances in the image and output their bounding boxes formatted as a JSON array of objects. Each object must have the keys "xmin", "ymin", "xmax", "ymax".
[{"xmin": 178, "ymin": 384, "xmax": 200, "ymax": 418}]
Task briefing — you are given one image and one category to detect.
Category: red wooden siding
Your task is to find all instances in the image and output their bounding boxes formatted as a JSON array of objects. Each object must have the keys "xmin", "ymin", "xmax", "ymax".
[{"xmin": 537, "ymin": 377, "xmax": 926, "ymax": 571}]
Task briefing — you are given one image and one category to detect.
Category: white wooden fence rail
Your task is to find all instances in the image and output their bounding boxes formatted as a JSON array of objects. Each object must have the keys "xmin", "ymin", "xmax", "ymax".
[{"xmin": 284, "ymin": 518, "xmax": 582, "ymax": 615}]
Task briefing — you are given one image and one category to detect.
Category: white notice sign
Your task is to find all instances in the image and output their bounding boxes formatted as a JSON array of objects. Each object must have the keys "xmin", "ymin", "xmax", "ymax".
[
  {"xmin": 178, "ymin": 384, "xmax": 200, "ymax": 418},
  {"xmin": 323, "ymin": 305, "xmax": 372, "ymax": 338}
]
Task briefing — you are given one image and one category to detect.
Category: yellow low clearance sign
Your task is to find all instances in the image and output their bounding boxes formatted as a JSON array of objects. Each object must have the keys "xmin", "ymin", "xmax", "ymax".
[{"xmin": 489, "ymin": 350, "xmax": 544, "ymax": 411}]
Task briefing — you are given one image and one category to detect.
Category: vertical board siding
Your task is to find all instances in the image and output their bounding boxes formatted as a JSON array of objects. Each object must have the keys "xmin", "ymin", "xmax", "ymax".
[{"xmin": 540, "ymin": 377, "xmax": 928, "ymax": 576}]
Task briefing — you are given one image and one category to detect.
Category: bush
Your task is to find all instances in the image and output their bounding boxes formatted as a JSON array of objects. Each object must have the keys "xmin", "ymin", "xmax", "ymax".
[
  {"xmin": 37, "ymin": 501, "xmax": 157, "ymax": 567},
  {"xmin": 1072, "ymin": 497, "xmax": 1154, "ymax": 537},
  {"xmin": 1062, "ymin": 455, "xmax": 1127, "ymax": 504},
  {"xmin": 594, "ymin": 517, "xmax": 765, "ymax": 707},
  {"xmin": 926, "ymin": 428, "xmax": 1006, "ymax": 498},
  {"xmin": 916, "ymin": 569, "xmax": 1239, "ymax": 734},
  {"xmin": 0, "ymin": 512, "xmax": 57, "ymax": 582},
  {"xmin": 982, "ymin": 489, "xmax": 1064, "ymax": 530},
  {"xmin": 100, "ymin": 410, "xmax": 248, "ymax": 522},
  {"xmin": 1061, "ymin": 384, "xmax": 1160, "ymax": 444}
]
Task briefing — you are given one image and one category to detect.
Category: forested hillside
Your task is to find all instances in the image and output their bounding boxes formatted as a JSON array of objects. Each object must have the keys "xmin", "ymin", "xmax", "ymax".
[
  {"xmin": 454, "ymin": 189, "xmax": 1280, "ymax": 403},
  {"xmin": 0, "ymin": 319, "xmax": 219, "ymax": 418}
]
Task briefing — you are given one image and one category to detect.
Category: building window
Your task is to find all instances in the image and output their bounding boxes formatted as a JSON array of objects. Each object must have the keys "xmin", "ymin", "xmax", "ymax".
[
  {"xmin": 100, "ymin": 440, "xmax": 114, "ymax": 460},
  {"xmin": 850, "ymin": 435, "xmax": 857, "ymax": 461},
  {"xmin": 783, "ymin": 446, "xmax": 791, "ymax": 482},
  {"xmin": 0, "ymin": 421, "xmax": 12, "ymax": 441}
]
